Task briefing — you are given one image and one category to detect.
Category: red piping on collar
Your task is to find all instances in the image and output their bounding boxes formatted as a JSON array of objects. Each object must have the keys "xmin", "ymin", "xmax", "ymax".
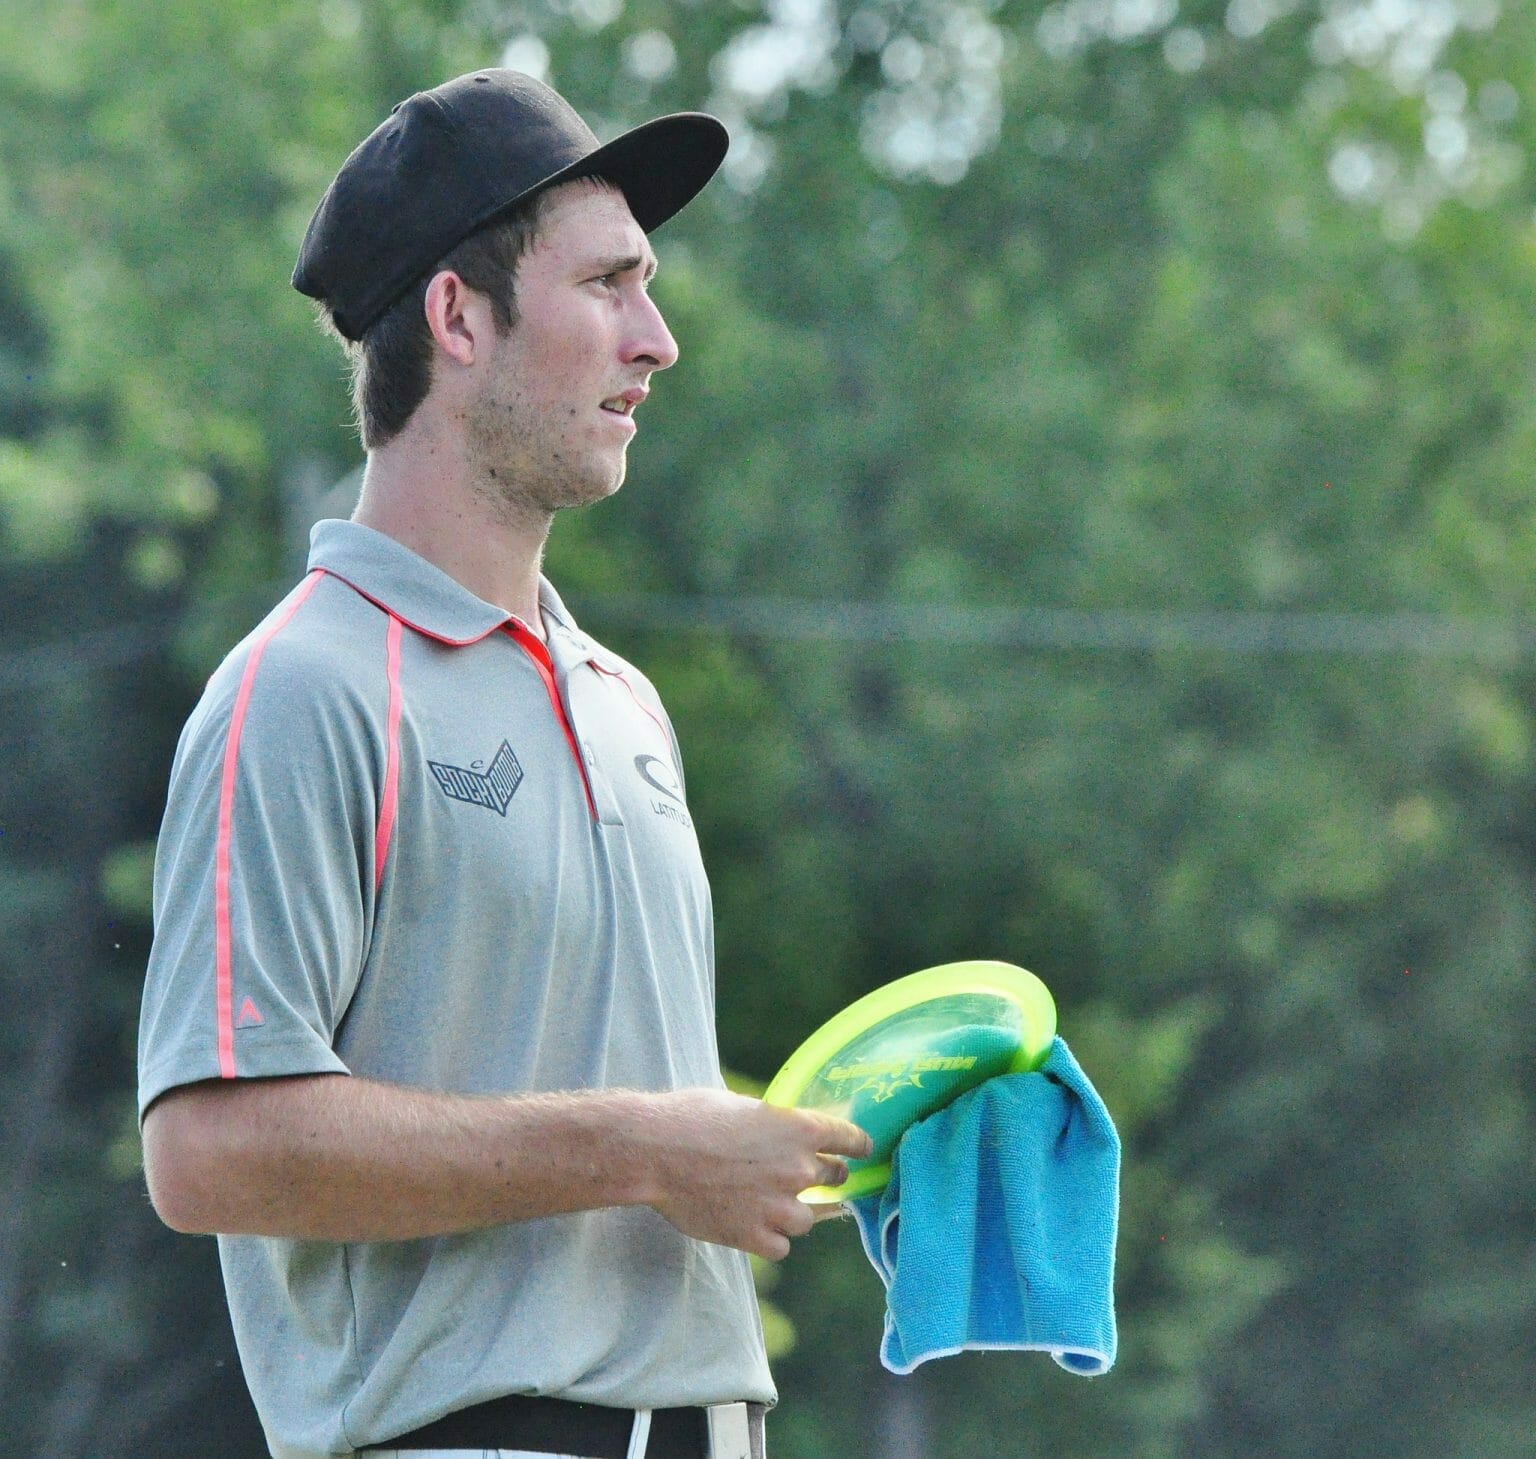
[
  {"xmin": 503, "ymin": 621, "xmax": 599, "ymax": 824},
  {"xmin": 321, "ymin": 566, "xmax": 509, "ymax": 647}
]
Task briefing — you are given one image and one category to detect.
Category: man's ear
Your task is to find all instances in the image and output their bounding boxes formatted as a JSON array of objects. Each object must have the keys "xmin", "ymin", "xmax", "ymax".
[{"xmin": 423, "ymin": 270, "xmax": 493, "ymax": 367}]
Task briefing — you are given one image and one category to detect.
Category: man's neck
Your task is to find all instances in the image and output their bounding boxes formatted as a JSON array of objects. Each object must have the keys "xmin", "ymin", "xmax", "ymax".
[{"xmin": 351, "ymin": 428, "xmax": 552, "ymax": 638}]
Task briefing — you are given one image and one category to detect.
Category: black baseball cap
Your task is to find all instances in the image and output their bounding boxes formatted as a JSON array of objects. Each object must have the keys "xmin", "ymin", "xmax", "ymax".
[{"xmin": 293, "ymin": 69, "xmax": 729, "ymax": 341}]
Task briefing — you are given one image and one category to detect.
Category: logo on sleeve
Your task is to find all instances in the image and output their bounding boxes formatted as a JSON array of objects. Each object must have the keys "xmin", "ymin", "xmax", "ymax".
[{"xmin": 429, "ymin": 740, "xmax": 524, "ymax": 816}]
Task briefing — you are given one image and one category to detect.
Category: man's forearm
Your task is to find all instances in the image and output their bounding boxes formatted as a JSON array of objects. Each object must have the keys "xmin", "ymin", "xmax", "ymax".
[
  {"xmin": 144, "ymin": 1071, "xmax": 871, "ymax": 1258},
  {"xmin": 143, "ymin": 1074, "xmax": 661, "ymax": 1241}
]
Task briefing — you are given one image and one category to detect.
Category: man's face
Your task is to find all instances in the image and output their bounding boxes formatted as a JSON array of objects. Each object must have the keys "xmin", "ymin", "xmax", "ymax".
[{"xmin": 462, "ymin": 180, "xmax": 678, "ymax": 516}]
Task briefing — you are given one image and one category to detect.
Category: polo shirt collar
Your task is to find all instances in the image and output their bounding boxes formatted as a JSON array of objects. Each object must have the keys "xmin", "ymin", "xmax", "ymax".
[
  {"xmin": 308, "ymin": 519, "xmax": 591, "ymax": 651},
  {"xmin": 538, "ymin": 573, "xmax": 629, "ymax": 675}
]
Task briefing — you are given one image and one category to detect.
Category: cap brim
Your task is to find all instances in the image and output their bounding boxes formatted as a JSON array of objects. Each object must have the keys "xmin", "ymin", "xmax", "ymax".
[{"xmin": 471, "ymin": 111, "xmax": 729, "ymax": 240}]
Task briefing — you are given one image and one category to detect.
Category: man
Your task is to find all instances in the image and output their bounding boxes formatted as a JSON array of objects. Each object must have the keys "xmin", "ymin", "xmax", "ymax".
[{"xmin": 137, "ymin": 69, "xmax": 869, "ymax": 1459}]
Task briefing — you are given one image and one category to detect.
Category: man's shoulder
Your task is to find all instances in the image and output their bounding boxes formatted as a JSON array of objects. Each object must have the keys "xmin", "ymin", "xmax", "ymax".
[{"xmin": 193, "ymin": 570, "xmax": 393, "ymax": 733}]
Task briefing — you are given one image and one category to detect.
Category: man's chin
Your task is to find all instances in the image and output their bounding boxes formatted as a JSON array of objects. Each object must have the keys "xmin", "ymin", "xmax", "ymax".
[
  {"xmin": 483, "ymin": 453, "xmax": 627, "ymax": 516},
  {"xmin": 561, "ymin": 461, "xmax": 627, "ymax": 510}
]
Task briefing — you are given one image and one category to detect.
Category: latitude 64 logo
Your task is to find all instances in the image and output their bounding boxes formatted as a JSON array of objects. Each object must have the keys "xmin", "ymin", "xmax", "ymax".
[{"xmin": 429, "ymin": 740, "xmax": 524, "ymax": 816}]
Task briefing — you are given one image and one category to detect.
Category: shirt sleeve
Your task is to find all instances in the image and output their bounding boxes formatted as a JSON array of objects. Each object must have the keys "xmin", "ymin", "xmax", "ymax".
[{"xmin": 138, "ymin": 613, "xmax": 384, "ymax": 1119}]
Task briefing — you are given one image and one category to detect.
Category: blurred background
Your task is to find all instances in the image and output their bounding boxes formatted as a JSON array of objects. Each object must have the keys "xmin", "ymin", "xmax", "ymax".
[{"xmin": 3, "ymin": 0, "xmax": 1535, "ymax": 1454}]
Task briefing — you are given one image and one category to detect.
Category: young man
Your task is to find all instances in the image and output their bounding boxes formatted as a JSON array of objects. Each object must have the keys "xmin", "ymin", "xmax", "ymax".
[{"xmin": 137, "ymin": 70, "xmax": 869, "ymax": 1459}]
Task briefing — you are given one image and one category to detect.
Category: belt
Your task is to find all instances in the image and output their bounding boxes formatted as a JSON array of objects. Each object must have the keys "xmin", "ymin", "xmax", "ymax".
[{"xmin": 374, "ymin": 1393, "xmax": 766, "ymax": 1459}]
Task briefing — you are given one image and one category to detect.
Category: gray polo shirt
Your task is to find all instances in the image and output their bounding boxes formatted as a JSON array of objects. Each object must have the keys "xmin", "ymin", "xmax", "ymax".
[{"xmin": 138, "ymin": 520, "xmax": 773, "ymax": 1459}]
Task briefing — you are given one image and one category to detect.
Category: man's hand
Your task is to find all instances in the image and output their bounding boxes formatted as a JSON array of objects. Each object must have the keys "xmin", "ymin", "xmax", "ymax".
[{"xmin": 628, "ymin": 1089, "xmax": 872, "ymax": 1261}]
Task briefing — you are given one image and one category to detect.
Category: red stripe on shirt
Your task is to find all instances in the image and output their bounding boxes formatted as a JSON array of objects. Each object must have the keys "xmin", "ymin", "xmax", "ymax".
[
  {"xmin": 375, "ymin": 614, "xmax": 404, "ymax": 892},
  {"xmin": 588, "ymin": 661, "xmax": 674, "ymax": 753},
  {"xmin": 504, "ymin": 621, "xmax": 598, "ymax": 823},
  {"xmin": 214, "ymin": 570, "xmax": 325, "ymax": 1079}
]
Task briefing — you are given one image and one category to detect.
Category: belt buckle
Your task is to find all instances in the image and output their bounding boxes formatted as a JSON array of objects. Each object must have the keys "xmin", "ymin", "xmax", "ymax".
[{"xmin": 704, "ymin": 1401, "xmax": 751, "ymax": 1459}]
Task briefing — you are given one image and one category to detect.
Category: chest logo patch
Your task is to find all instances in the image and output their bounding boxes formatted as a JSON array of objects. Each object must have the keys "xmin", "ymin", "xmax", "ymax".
[
  {"xmin": 429, "ymin": 740, "xmax": 523, "ymax": 817},
  {"xmin": 635, "ymin": 753, "xmax": 692, "ymax": 828},
  {"xmin": 635, "ymin": 754, "xmax": 684, "ymax": 805}
]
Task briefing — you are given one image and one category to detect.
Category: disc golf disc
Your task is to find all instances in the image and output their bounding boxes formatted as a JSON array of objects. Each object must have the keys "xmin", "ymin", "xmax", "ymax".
[{"xmin": 762, "ymin": 960, "xmax": 1055, "ymax": 1203}]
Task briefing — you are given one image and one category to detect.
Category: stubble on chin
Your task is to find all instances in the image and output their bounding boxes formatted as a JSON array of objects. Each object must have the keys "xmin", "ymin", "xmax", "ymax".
[
  {"xmin": 473, "ymin": 452, "xmax": 627, "ymax": 527},
  {"xmin": 464, "ymin": 395, "xmax": 626, "ymax": 523}
]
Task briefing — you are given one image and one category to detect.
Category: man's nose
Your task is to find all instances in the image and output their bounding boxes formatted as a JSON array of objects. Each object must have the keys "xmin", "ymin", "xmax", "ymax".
[{"xmin": 623, "ymin": 291, "xmax": 679, "ymax": 371}]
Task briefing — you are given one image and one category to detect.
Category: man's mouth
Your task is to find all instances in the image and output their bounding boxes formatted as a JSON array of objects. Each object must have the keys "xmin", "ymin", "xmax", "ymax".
[{"xmin": 600, "ymin": 388, "xmax": 648, "ymax": 416}]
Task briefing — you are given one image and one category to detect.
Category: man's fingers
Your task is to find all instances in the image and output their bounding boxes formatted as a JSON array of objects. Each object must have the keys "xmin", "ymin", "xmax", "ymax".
[
  {"xmin": 804, "ymin": 1112, "xmax": 873, "ymax": 1158},
  {"xmin": 756, "ymin": 1229, "xmax": 792, "ymax": 1262},
  {"xmin": 649, "ymin": 1091, "xmax": 874, "ymax": 1258},
  {"xmin": 816, "ymin": 1157, "xmax": 850, "ymax": 1189},
  {"xmin": 780, "ymin": 1199, "xmax": 816, "ymax": 1239}
]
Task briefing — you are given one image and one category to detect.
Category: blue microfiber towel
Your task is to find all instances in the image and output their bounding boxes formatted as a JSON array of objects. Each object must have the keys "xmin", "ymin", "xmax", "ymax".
[{"xmin": 850, "ymin": 1035, "xmax": 1120, "ymax": 1376}]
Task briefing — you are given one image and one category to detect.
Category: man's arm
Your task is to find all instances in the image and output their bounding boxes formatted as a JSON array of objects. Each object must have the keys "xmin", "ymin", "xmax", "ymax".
[{"xmin": 142, "ymin": 1075, "xmax": 870, "ymax": 1261}]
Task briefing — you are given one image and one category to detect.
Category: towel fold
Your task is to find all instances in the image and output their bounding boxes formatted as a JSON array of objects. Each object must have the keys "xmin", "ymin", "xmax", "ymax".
[{"xmin": 850, "ymin": 1035, "xmax": 1120, "ymax": 1376}]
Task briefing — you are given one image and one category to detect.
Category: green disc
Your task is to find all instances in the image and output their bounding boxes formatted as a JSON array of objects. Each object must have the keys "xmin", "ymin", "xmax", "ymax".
[{"xmin": 762, "ymin": 960, "xmax": 1056, "ymax": 1203}]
